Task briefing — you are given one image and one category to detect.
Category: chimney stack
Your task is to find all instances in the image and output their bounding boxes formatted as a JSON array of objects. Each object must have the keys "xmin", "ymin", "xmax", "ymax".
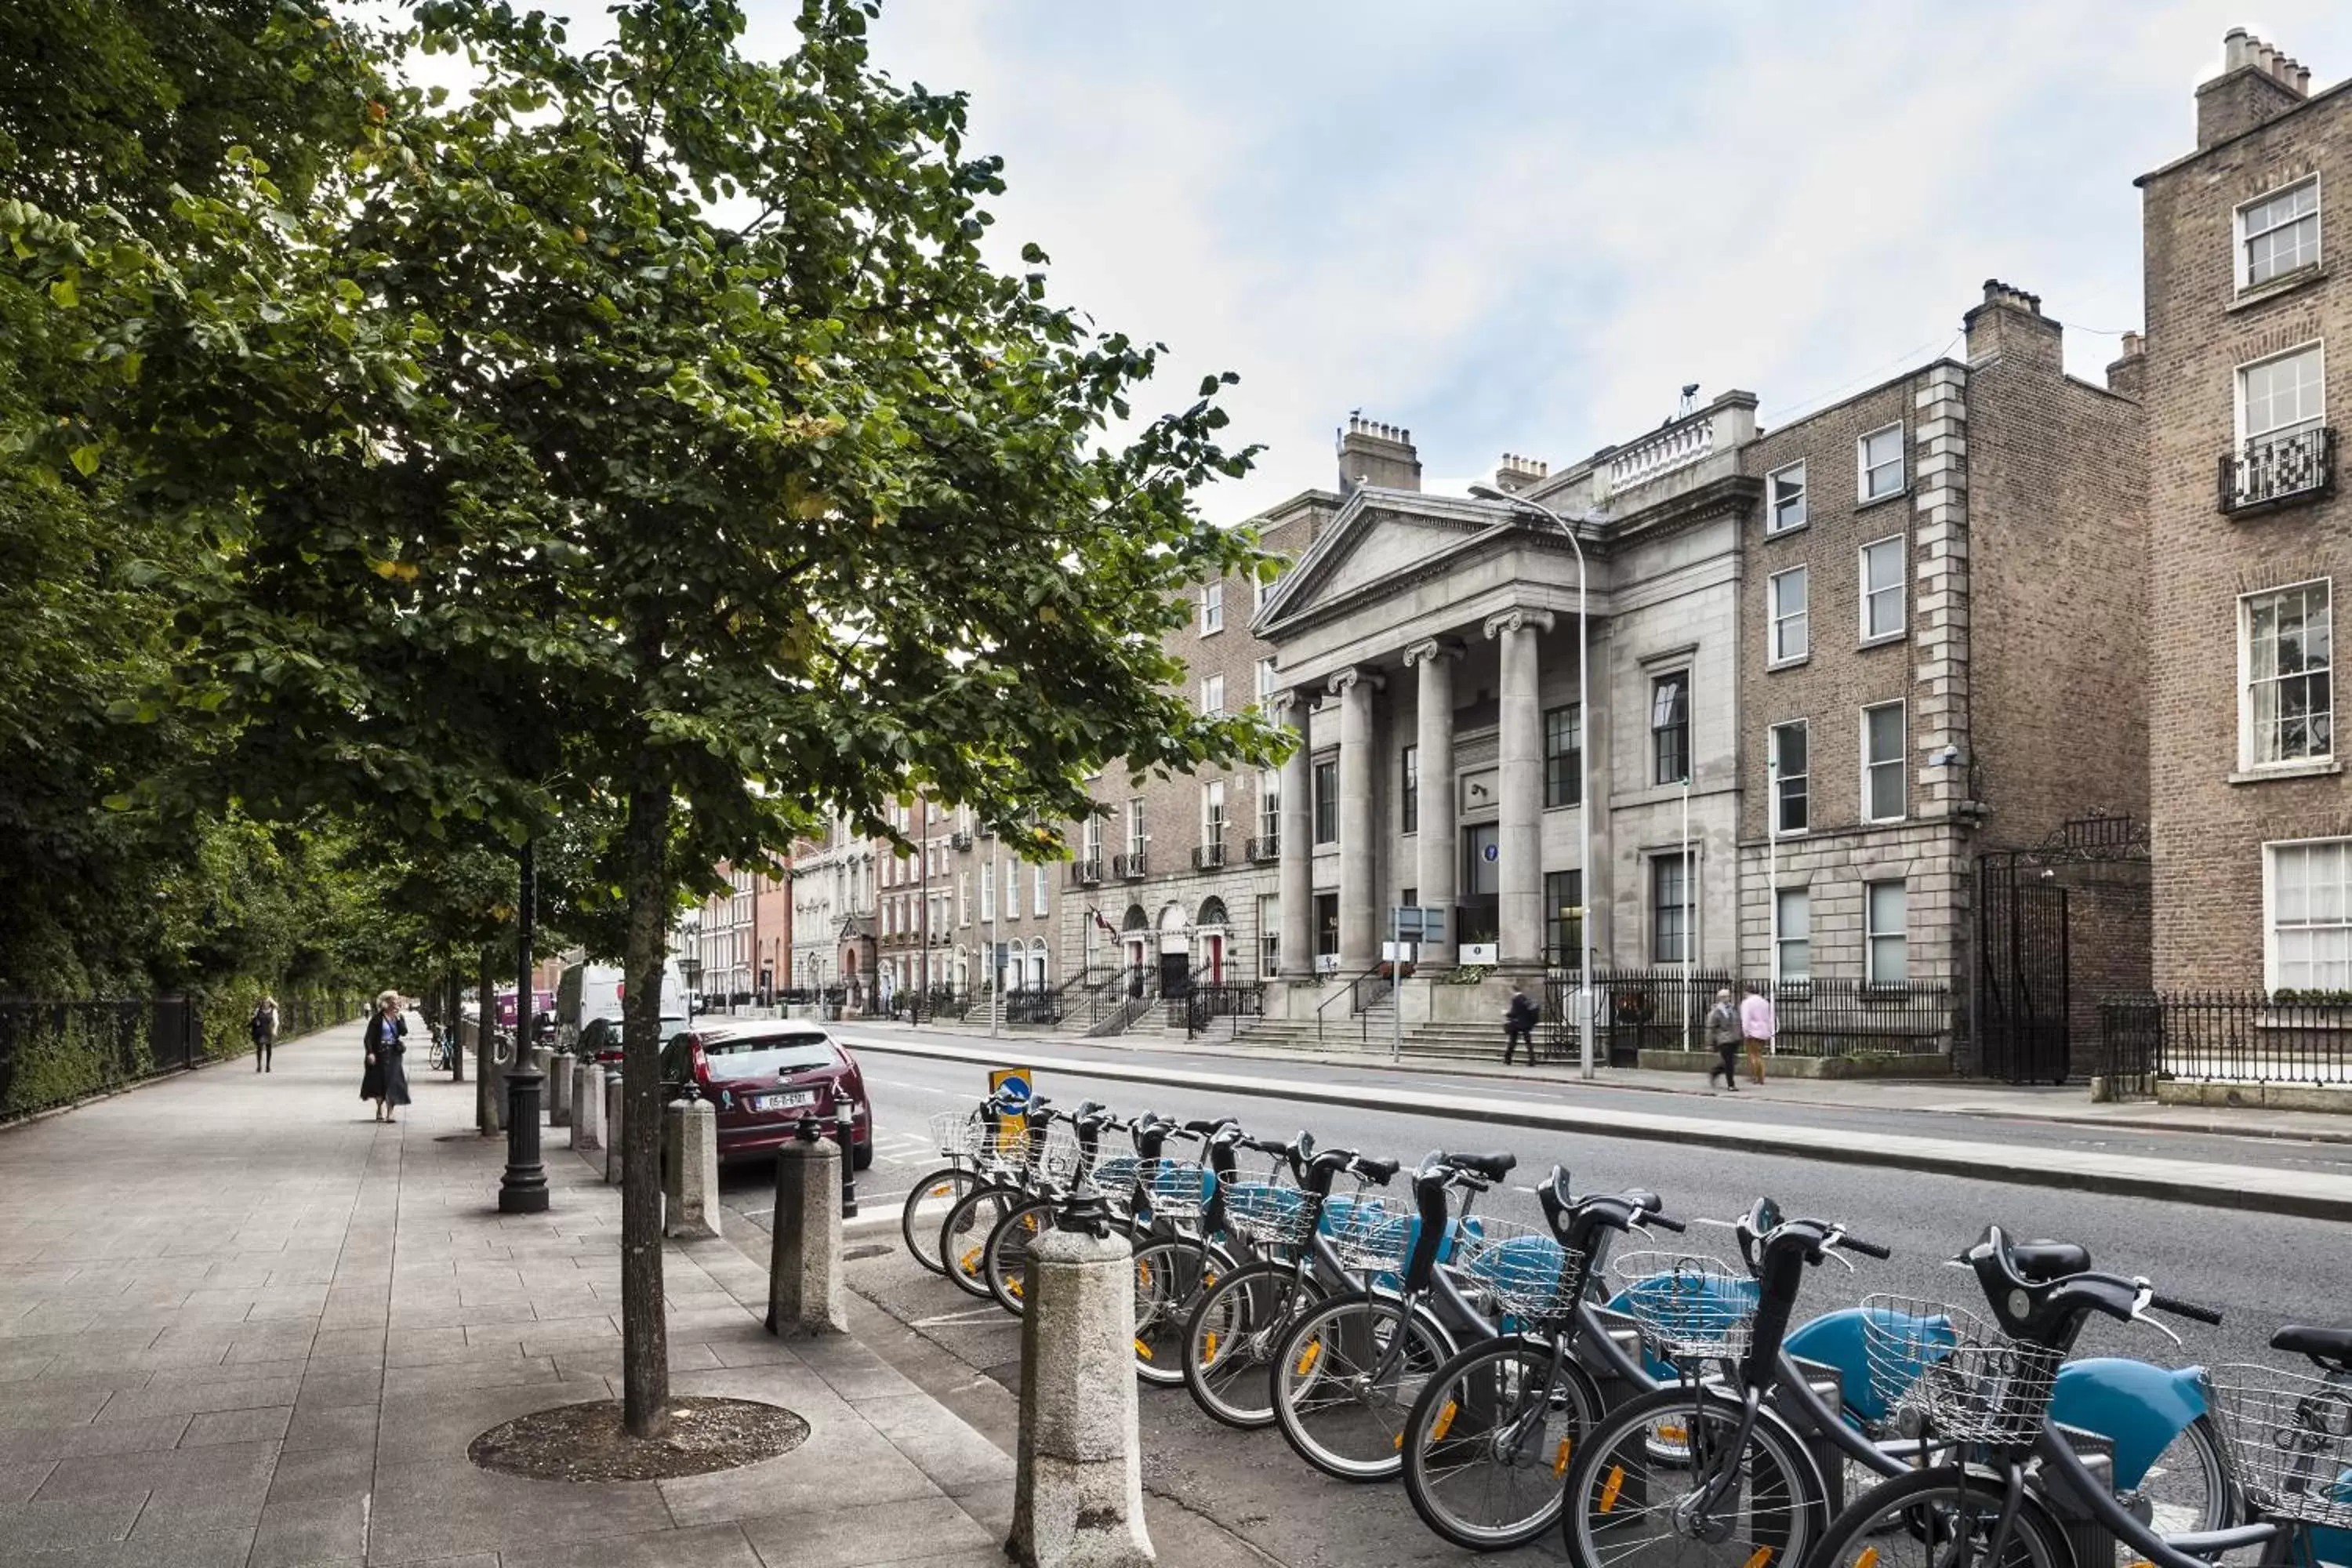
[
  {"xmin": 1491, "ymin": 452, "xmax": 1551, "ymax": 495},
  {"xmin": 1963, "ymin": 278, "xmax": 2060, "ymax": 370},
  {"xmin": 1336, "ymin": 412, "xmax": 1422, "ymax": 495},
  {"xmin": 2199, "ymin": 29, "xmax": 2310, "ymax": 149},
  {"xmin": 2104, "ymin": 331, "xmax": 2147, "ymax": 401}
]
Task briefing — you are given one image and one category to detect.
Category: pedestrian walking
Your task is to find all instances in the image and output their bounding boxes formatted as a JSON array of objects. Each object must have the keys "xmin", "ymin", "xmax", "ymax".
[
  {"xmin": 1502, "ymin": 986, "xmax": 1538, "ymax": 1065},
  {"xmin": 1738, "ymin": 980, "xmax": 1776, "ymax": 1086},
  {"xmin": 1704, "ymin": 986, "xmax": 1740, "ymax": 1090},
  {"xmin": 361, "ymin": 991, "xmax": 412, "ymax": 1123},
  {"xmin": 250, "ymin": 995, "xmax": 279, "ymax": 1073}
]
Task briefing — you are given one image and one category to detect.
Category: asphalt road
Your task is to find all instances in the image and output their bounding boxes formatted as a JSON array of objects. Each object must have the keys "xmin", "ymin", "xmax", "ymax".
[{"xmin": 705, "ymin": 1045, "xmax": 2352, "ymax": 1568}]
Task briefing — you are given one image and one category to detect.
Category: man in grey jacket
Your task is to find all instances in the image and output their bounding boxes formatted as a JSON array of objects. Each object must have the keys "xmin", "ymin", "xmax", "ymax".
[{"xmin": 1704, "ymin": 987, "xmax": 1740, "ymax": 1090}]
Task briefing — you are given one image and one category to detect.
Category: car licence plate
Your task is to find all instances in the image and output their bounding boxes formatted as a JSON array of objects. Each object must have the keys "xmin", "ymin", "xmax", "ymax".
[{"xmin": 752, "ymin": 1090, "xmax": 816, "ymax": 1113}]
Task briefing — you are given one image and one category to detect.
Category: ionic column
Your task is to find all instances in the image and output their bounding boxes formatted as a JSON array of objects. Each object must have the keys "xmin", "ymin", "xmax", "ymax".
[
  {"xmin": 1486, "ymin": 609, "xmax": 1555, "ymax": 967},
  {"xmin": 1276, "ymin": 692, "xmax": 1314, "ymax": 976},
  {"xmin": 1404, "ymin": 639, "xmax": 1463, "ymax": 969},
  {"xmin": 1332, "ymin": 666, "xmax": 1384, "ymax": 971}
]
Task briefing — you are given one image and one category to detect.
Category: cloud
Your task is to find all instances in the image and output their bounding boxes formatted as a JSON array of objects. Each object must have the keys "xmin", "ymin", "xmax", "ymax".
[{"xmin": 840, "ymin": 0, "xmax": 2352, "ymax": 519}]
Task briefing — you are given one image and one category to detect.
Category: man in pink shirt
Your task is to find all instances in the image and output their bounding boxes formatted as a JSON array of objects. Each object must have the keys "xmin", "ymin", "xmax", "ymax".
[{"xmin": 1737, "ymin": 982, "xmax": 1775, "ymax": 1085}]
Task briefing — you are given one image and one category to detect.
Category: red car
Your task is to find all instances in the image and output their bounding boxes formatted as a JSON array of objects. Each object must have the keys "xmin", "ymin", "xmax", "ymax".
[{"xmin": 658, "ymin": 1021, "xmax": 873, "ymax": 1168}]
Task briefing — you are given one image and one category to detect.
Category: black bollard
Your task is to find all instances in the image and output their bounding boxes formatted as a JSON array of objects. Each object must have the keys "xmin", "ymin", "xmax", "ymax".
[
  {"xmin": 834, "ymin": 1101, "xmax": 858, "ymax": 1218},
  {"xmin": 498, "ymin": 1067, "xmax": 550, "ymax": 1213}
]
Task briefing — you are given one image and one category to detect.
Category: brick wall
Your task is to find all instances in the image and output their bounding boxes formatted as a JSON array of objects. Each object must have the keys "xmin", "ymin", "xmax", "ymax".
[{"xmin": 2142, "ymin": 60, "xmax": 2352, "ymax": 989}]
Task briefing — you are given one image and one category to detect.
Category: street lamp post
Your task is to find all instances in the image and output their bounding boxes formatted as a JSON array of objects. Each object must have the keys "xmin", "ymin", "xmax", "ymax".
[
  {"xmin": 678, "ymin": 955, "xmax": 701, "ymax": 1027},
  {"xmin": 1469, "ymin": 483, "xmax": 1602, "ymax": 1080}
]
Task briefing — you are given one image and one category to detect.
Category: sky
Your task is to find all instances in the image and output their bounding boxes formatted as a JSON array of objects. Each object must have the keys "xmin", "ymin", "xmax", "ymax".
[{"xmin": 390, "ymin": 2, "xmax": 2352, "ymax": 521}]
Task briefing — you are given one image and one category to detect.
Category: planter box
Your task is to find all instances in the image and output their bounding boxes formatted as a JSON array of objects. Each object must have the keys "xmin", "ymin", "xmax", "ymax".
[{"xmin": 1637, "ymin": 1049, "xmax": 1955, "ymax": 1080}]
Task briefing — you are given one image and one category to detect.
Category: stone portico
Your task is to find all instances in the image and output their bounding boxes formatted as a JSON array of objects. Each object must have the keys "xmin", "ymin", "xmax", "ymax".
[{"xmin": 1254, "ymin": 405, "xmax": 1757, "ymax": 1028}]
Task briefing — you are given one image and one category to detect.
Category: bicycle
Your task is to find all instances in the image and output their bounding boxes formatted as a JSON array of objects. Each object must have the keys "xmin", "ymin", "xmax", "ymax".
[
  {"xmin": 1397, "ymin": 1166, "xmax": 1677, "ymax": 1551},
  {"xmin": 898, "ymin": 1086, "xmax": 1029, "ymax": 1275},
  {"xmin": 1559, "ymin": 1196, "xmax": 1893, "ymax": 1568},
  {"xmin": 936, "ymin": 1095, "xmax": 1081, "ymax": 1297},
  {"xmin": 1181, "ymin": 1138, "xmax": 1400, "ymax": 1428},
  {"xmin": 1800, "ymin": 1224, "xmax": 2290, "ymax": 1568},
  {"xmin": 978, "ymin": 1101, "xmax": 1136, "ymax": 1314},
  {"xmin": 1269, "ymin": 1148, "xmax": 1518, "ymax": 1483}
]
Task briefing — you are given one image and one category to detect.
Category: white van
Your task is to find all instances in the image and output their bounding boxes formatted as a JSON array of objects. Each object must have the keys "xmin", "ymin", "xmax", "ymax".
[{"xmin": 556, "ymin": 960, "xmax": 687, "ymax": 1048}]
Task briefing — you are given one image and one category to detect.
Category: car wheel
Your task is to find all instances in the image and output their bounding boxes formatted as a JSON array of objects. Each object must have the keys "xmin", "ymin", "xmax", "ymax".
[{"xmin": 854, "ymin": 1141, "xmax": 873, "ymax": 1171}]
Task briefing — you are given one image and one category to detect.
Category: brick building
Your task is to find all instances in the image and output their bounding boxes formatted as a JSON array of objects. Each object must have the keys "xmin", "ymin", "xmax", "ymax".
[
  {"xmin": 1735, "ymin": 283, "xmax": 2147, "ymax": 1068},
  {"xmin": 689, "ymin": 862, "xmax": 789, "ymax": 1008},
  {"xmin": 2141, "ymin": 29, "xmax": 2350, "ymax": 994}
]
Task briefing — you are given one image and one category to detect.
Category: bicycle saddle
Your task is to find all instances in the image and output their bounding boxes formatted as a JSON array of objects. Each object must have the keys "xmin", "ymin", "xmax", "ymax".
[
  {"xmin": 1349, "ymin": 1155, "xmax": 1401, "ymax": 1184},
  {"xmin": 2010, "ymin": 1240, "xmax": 2092, "ymax": 1281},
  {"xmin": 1439, "ymin": 1151, "xmax": 1517, "ymax": 1182},
  {"xmin": 2272, "ymin": 1323, "xmax": 2352, "ymax": 1372}
]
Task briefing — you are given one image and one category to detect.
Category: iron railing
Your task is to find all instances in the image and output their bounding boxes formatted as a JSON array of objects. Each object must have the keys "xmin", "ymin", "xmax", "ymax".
[
  {"xmin": 2220, "ymin": 426, "xmax": 2336, "ymax": 517},
  {"xmin": 1539, "ymin": 971, "xmax": 1955, "ymax": 1067},
  {"xmin": 0, "ymin": 995, "xmax": 371, "ymax": 1121},
  {"xmin": 1314, "ymin": 967, "xmax": 1391, "ymax": 1047},
  {"xmin": 1169, "ymin": 982, "xmax": 1265, "ymax": 1039},
  {"xmin": 1246, "ymin": 833, "xmax": 1279, "ymax": 863},
  {"xmin": 1192, "ymin": 841, "xmax": 1227, "ymax": 870},
  {"xmin": 1113, "ymin": 851, "xmax": 1149, "ymax": 880},
  {"xmin": 1068, "ymin": 858, "xmax": 1104, "ymax": 887},
  {"xmin": 2099, "ymin": 991, "xmax": 2352, "ymax": 1098}
]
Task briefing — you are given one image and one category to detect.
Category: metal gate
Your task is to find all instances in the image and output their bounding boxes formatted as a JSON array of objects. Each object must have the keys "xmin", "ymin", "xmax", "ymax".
[{"xmin": 1976, "ymin": 873, "xmax": 2070, "ymax": 1083}]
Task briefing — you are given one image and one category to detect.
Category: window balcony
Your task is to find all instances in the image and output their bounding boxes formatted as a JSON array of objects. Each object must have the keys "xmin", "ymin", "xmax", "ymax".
[
  {"xmin": 949, "ymin": 830, "xmax": 974, "ymax": 851},
  {"xmin": 1246, "ymin": 833, "xmax": 1280, "ymax": 863},
  {"xmin": 1067, "ymin": 858, "xmax": 1103, "ymax": 887},
  {"xmin": 1192, "ymin": 841, "xmax": 1227, "ymax": 870},
  {"xmin": 1113, "ymin": 851, "xmax": 1149, "ymax": 880},
  {"xmin": 2220, "ymin": 427, "xmax": 2337, "ymax": 517}
]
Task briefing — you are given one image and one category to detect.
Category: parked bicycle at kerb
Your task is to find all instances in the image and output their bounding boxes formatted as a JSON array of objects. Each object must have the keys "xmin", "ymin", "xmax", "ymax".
[
  {"xmin": 1802, "ymin": 1227, "xmax": 2352, "ymax": 1568},
  {"xmin": 899, "ymin": 1084, "xmax": 1030, "ymax": 1276},
  {"xmin": 1396, "ymin": 1165, "xmax": 1675, "ymax": 1552}
]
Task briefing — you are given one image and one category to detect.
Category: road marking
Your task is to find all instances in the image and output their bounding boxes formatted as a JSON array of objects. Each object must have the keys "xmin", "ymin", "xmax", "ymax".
[{"xmin": 910, "ymin": 1305, "xmax": 1013, "ymax": 1328}]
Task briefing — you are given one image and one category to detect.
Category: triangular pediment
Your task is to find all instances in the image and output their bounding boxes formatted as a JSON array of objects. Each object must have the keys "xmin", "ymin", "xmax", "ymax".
[{"xmin": 1258, "ymin": 489, "xmax": 1515, "ymax": 631}]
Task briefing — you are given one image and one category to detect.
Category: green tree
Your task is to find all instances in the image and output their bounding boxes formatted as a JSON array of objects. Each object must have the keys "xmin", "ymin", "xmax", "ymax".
[{"xmin": 14, "ymin": 0, "xmax": 1284, "ymax": 1439}]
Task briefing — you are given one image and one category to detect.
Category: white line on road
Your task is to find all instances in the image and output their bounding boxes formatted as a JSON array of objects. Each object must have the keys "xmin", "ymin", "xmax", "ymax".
[{"xmin": 910, "ymin": 1305, "xmax": 1014, "ymax": 1329}]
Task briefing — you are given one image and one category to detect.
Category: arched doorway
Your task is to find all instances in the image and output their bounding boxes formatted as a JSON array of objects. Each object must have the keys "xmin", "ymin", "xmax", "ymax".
[
  {"xmin": 1157, "ymin": 902, "xmax": 1191, "ymax": 999},
  {"xmin": 1122, "ymin": 904, "xmax": 1150, "ymax": 996},
  {"xmin": 1028, "ymin": 938, "xmax": 1048, "ymax": 993},
  {"xmin": 1196, "ymin": 896, "xmax": 1229, "ymax": 986}
]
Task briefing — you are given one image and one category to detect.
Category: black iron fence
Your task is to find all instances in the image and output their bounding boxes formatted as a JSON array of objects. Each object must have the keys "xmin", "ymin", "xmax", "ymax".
[
  {"xmin": 1539, "ymin": 971, "xmax": 1955, "ymax": 1066},
  {"xmin": 0, "ymin": 990, "xmax": 359, "ymax": 1122},
  {"xmin": 2219, "ymin": 426, "xmax": 2336, "ymax": 516},
  {"xmin": 1166, "ymin": 982, "xmax": 1264, "ymax": 1037},
  {"xmin": 2098, "ymin": 992, "xmax": 2352, "ymax": 1099}
]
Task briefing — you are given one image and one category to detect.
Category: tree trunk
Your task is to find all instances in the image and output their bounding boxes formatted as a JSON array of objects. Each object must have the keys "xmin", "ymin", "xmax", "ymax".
[
  {"xmin": 477, "ymin": 947, "xmax": 498, "ymax": 1134},
  {"xmin": 447, "ymin": 966, "xmax": 464, "ymax": 1082},
  {"xmin": 619, "ymin": 780, "xmax": 673, "ymax": 1439}
]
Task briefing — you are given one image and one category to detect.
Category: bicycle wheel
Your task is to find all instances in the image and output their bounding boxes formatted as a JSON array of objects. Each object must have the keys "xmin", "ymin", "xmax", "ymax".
[
  {"xmin": 1808, "ymin": 1465, "xmax": 2071, "ymax": 1568},
  {"xmin": 1272, "ymin": 1290, "xmax": 1454, "ymax": 1482},
  {"xmin": 1132, "ymin": 1237, "xmax": 1232, "ymax": 1386},
  {"xmin": 2129, "ymin": 1413, "xmax": 2234, "ymax": 1537},
  {"xmin": 1183, "ymin": 1259, "xmax": 1325, "ymax": 1430},
  {"xmin": 940, "ymin": 1182, "xmax": 1022, "ymax": 1299},
  {"xmin": 983, "ymin": 1196, "xmax": 1057, "ymax": 1316},
  {"xmin": 1402, "ymin": 1335, "xmax": 1601, "ymax": 1551},
  {"xmin": 900, "ymin": 1165, "xmax": 976, "ymax": 1276},
  {"xmin": 1562, "ymin": 1381, "xmax": 1826, "ymax": 1568}
]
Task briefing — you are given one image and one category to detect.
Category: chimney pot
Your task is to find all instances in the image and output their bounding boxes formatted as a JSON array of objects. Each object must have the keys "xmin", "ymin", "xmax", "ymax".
[{"xmin": 2122, "ymin": 331, "xmax": 2143, "ymax": 358}]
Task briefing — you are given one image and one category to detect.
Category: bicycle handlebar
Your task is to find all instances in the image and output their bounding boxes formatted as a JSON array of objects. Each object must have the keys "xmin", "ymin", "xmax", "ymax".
[
  {"xmin": 2144, "ymin": 1288, "xmax": 2223, "ymax": 1327},
  {"xmin": 1838, "ymin": 1232, "xmax": 1893, "ymax": 1261},
  {"xmin": 1645, "ymin": 1212, "xmax": 1689, "ymax": 1234}
]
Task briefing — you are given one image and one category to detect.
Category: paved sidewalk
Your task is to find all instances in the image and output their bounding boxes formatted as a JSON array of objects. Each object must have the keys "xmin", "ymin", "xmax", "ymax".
[{"xmin": 0, "ymin": 1021, "xmax": 1019, "ymax": 1568}]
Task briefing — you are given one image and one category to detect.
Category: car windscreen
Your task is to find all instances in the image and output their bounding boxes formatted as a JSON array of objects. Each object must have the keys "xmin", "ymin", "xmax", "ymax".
[{"xmin": 699, "ymin": 1035, "xmax": 837, "ymax": 1080}]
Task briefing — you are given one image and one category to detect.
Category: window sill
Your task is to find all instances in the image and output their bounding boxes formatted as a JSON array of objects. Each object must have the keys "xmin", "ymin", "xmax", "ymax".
[
  {"xmin": 1767, "ymin": 655, "xmax": 1810, "ymax": 672},
  {"xmin": 2227, "ymin": 265, "xmax": 2328, "ymax": 313},
  {"xmin": 1860, "ymin": 815, "xmax": 1909, "ymax": 828},
  {"xmin": 2228, "ymin": 759, "xmax": 2343, "ymax": 784},
  {"xmin": 1857, "ymin": 486, "xmax": 1913, "ymax": 513},
  {"xmin": 1763, "ymin": 520, "xmax": 1811, "ymax": 541},
  {"xmin": 1857, "ymin": 631, "xmax": 1908, "ymax": 651}
]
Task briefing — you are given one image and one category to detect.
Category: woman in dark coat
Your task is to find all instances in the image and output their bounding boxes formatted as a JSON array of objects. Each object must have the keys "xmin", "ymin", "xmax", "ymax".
[{"xmin": 361, "ymin": 991, "xmax": 412, "ymax": 1122}]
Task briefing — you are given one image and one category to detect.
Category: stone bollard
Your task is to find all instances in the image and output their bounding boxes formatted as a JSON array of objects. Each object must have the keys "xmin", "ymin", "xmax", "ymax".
[
  {"xmin": 569, "ymin": 1058, "xmax": 601, "ymax": 1152},
  {"xmin": 662, "ymin": 1091, "xmax": 719, "ymax": 1239},
  {"xmin": 766, "ymin": 1119, "xmax": 847, "ymax": 1338},
  {"xmin": 1007, "ymin": 1189, "xmax": 1155, "ymax": 1567},
  {"xmin": 550, "ymin": 1051, "xmax": 575, "ymax": 1127},
  {"xmin": 604, "ymin": 1070, "xmax": 625, "ymax": 1185},
  {"xmin": 497, "ymin": 1069, "xmax": 550, "ymax": 1214}
]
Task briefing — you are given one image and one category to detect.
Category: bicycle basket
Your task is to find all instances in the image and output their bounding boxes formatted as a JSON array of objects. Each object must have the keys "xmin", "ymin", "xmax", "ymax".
[
  {"xmin": 1451, "ymin": 1216, "xmax": 1588, "ymax": 1327},
  {"xmin": 1134, "ymin": 1159, "xmax": 1215, "ymax": 1222},
  {"xmin": 1088, "ymin": 1152, "xmax": 1141, "ymax": 1193},
  {"xmin": 928, "ymin": 1109, "xmax": 1028, "ymax": 1167},
  {"xmin": 2207, "ymin": 1364, "xmax": 2352, "ymax": 1529},
  {"xmin": 1323, "ymin": 1197, "xmax": 1414, "ymax": 1274},
  {"xmin": 1036, "ymin": 1123, "xmax": 1087, "ymax": 1183},
  {"xmin": 1608, "ymin": 1253, "xmax": 1759, "ymax": 1363},
  {"xmin": 1221, "ymin": 1182, "xmax": 1321, "ymax": 1249},
  {"xmin": 1859, "ymin": 1294, "xmax": 2057, "ymax": 1446}
]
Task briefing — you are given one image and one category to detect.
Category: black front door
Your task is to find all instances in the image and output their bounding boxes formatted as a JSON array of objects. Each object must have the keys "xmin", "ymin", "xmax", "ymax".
[{"xmin": 1160, "ymin": 949, "xmax": 1190, "ymax": 998}]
